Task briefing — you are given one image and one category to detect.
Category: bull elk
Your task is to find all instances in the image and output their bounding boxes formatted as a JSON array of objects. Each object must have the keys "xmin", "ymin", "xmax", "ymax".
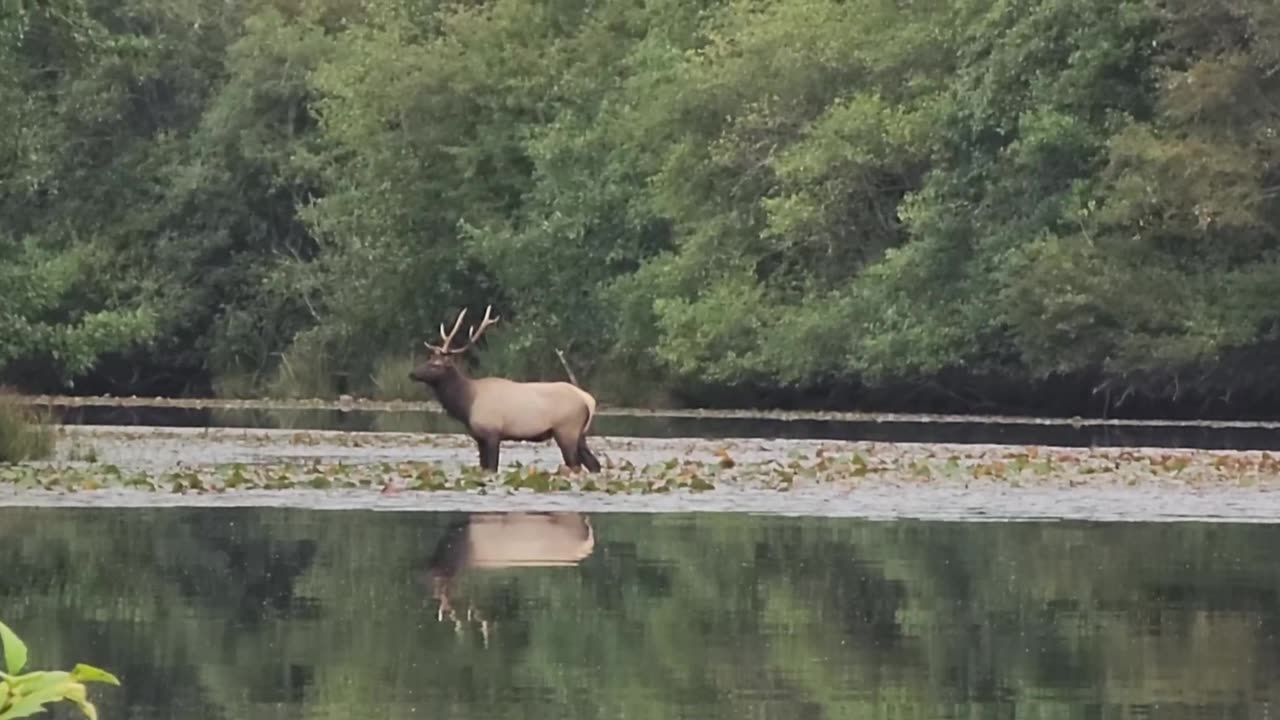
[{"xmin": 408, "ymin": 305, "xmax": 603, "ymax": 472}]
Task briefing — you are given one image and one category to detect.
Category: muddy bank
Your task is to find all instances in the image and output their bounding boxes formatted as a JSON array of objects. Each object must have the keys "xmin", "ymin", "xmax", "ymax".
[{"xmin": 1, "ymin": 426, "xmax": 1279, "ymax": 522}]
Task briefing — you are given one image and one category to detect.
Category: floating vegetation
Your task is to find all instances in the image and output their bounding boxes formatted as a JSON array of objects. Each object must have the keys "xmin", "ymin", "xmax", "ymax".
[
  {"xmin": 3, "ymin": 438, "xmax": 1280, "ymax": 495},
  {"xmin": 0, "ymin": 459, "xmax": 724, "ymax": 495}
]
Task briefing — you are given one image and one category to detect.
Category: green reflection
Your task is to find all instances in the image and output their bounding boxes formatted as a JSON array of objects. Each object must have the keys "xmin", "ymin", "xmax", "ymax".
[{"xmin": 1, "ymin": 510, "xmax": 1278, "ymax": 719}]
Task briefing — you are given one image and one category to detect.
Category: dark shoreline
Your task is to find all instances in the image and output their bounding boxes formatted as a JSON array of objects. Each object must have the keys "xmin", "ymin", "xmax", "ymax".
[{"xmin": 16, "ymin": 396, "xmax": 1280, "ymax": 451}]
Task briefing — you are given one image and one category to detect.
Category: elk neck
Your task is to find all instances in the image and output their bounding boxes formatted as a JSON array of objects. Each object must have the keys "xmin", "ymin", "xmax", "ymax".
[{"xmin": 428, "ymin": 362, "xmax": 476, "ymax": 425}]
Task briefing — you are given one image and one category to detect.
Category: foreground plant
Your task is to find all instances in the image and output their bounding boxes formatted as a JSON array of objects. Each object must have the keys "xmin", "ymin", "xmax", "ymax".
[{"xmin": 0, "ymin": 620, "xmax": 119, "ymax": 720}]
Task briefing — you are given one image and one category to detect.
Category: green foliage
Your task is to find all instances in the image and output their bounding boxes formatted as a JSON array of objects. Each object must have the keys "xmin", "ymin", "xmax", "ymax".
[
  {"xmin": 0, "ymin": 619, "xmax": 119, "ymax": 720},
  {"xmin": 0, "ymin": 241, "xmax": 158, "ymax": 380},
  {"xmin": 3, "ymin": 0, "xmax": 1280, "ymax": 411}
]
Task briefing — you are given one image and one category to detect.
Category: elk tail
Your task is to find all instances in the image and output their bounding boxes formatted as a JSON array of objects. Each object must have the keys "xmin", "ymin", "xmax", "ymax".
[{"xmin": 556, "ymin": 348, "xmax": 607, "ymax": 468}]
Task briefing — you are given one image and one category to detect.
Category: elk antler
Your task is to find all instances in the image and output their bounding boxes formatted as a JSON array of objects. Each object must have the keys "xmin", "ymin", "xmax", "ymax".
[
  {"xmin": 446, "ymin": 305, "xmax": 500, "ymax": 354},
  {"xmin": 424, "ymin": 305, "xmax": 500, "ymax": 355},
  {"xmin": 425, "ymin": 307, "xmax": 469, "ymax": 353}
]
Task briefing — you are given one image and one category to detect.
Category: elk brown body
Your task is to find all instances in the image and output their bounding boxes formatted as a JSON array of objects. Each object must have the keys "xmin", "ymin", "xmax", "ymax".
[{"xmin": 409, "ymin": 305, "xmax": 603, "ymax": 473}]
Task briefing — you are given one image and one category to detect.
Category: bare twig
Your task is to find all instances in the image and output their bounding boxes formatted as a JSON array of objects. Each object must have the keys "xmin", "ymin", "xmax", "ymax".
[{"xmin": 554, "ymin": 348, "xmax": 580, "ymax": 387}]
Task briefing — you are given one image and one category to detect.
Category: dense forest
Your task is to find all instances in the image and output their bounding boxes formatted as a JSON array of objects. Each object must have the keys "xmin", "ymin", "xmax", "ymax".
[{"xmin": 2, "ymin": 0, "xmax": 1279, "ymax": 417}]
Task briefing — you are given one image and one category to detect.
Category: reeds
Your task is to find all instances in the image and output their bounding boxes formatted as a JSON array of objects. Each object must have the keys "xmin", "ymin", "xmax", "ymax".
[{"xmin": 0, "ymin": 391, "xmax": 56, "ymax": 462}]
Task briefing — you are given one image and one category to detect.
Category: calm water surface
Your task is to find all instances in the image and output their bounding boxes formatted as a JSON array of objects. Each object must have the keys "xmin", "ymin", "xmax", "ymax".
[
  {"xmin": 50, "ymin": 403, "xmax": 1280, "ymax": 449},
  {"xmin": 3, "ymin": 509, "xmax": 1279, "ymax": 719}
]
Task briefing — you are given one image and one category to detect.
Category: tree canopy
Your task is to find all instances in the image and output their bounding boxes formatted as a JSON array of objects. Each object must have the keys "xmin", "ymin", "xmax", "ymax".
[{"xmin": 3, "ymin": 0, "xmax": 1279, "ymax": 416}]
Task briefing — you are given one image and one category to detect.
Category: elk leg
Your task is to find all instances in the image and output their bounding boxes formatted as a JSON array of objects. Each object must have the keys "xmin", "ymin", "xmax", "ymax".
[
  {"xmin": 477, "ymin": 437, "xmax": 500, "ymax": 471},
  {"xmin": 554, "ymin": 433, "xmax": 581, "ymax": 471},
  {"xmin": 578, "ymin": 438, "xmax": 601, "ymax": 473}
]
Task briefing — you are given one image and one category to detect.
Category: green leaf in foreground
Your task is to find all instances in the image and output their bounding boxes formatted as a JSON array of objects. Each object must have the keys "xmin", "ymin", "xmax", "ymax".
[
  {"xmin": 0, "ymin": 622, "xmax": 119, "ymax": 720},
  {"xmin": 0, "ymin": 620, "xmax": 28, "ymax": 674},
  {"xmin": 70, "ymin": 664, "xmax": 120, "ymax": 687}
]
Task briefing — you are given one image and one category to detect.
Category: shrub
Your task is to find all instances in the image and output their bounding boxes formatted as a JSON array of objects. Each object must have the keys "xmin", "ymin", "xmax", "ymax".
[{"xmin": 0, "ymin": 393, "xmax": 55, "ymax": 463}]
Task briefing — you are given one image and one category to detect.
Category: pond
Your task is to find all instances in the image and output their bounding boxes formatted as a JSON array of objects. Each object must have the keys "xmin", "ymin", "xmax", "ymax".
[
  {"xmin": 4, "ymin": 507, "xmax": 1279, "ymax": 719},
  {"xmin": 43, "ymin": 401, "xmax": 1280, "ymax": 450}
]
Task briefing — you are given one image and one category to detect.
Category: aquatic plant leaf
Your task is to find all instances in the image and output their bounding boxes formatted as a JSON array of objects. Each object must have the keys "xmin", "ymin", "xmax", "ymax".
[
  {"xmin": 122, "ymin": 474, "xmax": 151, "ymax": 489},
  {"xmin": 410, "ymin": 473, "xmax": 447, "ymax": 491},
  {"xmin": 501, "ymin": 469, "xmax": 525, "ymax": 487},
  {"xmin": 224, "ymin": 464, "xmax": 249, "ymax": 488}
]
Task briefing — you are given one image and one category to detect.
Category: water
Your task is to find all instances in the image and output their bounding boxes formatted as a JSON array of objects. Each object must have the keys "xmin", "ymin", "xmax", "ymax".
[
  {"xmin": 47, "ymin": 403, "xmax": 1280, "ymax": 450},
  {"xmin": 3, "ymin": 508, "xmax": 1279, "ymax": 719}
]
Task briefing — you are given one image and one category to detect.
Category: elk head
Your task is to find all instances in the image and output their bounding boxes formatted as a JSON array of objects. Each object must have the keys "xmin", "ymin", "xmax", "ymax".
[{"xmin": 408, "ymin": 305, "xmax": 501, "ymax": 385}]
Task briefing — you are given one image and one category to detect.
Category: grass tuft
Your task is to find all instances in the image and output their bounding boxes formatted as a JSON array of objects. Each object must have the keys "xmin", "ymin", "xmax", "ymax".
[
  {"xmin": 210, "ymin": 369, "xmax": 263, "ymax": 400},
  {"xmin": 368, "ymin": 355, "xmax": 425, "ymax": 401},
  {"xmin": 264, "ymin": 349, "xmax": 340, "ymax": 400},
  {"xmin": 0, "ymin": 392, "xmax": 56, "ymax": 463}
]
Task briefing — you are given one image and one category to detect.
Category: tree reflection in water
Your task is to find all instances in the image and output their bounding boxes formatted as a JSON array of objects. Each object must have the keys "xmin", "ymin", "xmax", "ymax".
[{"xmin": 2, "ymin": 509, "xmax": 1280, "ymax": 719}]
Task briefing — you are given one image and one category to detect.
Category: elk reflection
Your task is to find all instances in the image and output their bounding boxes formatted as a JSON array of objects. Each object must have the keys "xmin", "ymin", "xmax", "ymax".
[{"xmin": 425, "ymin": 512, "xmax": 595, "ymax": 645}]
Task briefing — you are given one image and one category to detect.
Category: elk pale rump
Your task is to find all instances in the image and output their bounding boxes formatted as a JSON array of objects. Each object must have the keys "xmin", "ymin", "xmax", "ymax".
[{"xmin": 409, "ymin": 305, "xmax": 603, "ymax": 472}]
